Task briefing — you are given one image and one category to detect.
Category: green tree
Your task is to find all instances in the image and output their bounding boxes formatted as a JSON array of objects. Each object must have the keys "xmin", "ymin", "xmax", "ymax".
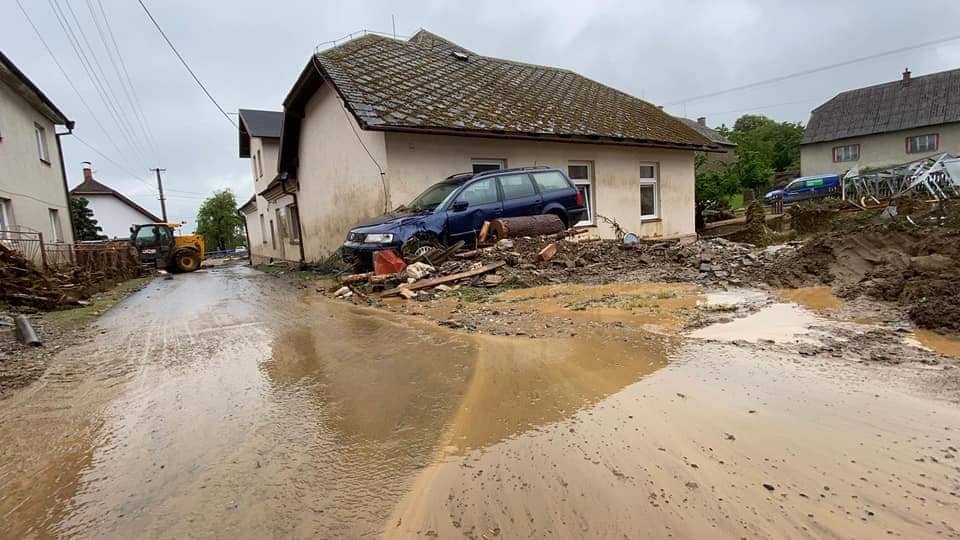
[
  {"xmin": 69, "ymin": 196, "xmax": 104, "ymax": 241},
  {"xmin": 727, "ymin": 114, "xmax": 804, "ymax": 173},
  {"xmin": 196, "ymin": 189, "xmax": 244, "ymax": 252}
]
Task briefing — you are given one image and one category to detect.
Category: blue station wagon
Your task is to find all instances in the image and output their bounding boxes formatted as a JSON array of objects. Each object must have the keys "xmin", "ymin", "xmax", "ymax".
[
  {"xmin": 764, "ymin": 174, "xmax": 841, "ymax": 204},
  {"xmin": 342, "ymin": 166, "xmax": 587, "ymax": 265}
]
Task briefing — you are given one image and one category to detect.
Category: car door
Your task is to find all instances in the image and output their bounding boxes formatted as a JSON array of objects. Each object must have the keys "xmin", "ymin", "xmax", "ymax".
[
  {"xmin": 446, "ymin": 177, "xmax": 503, "ymax": 244},
  {"xmin": 497, "ymin": 173, "xmax": 542, "ymax": 218},
  {"xmin": 783, "ymin": 180, "xmax": 803, "ymax": 203}
]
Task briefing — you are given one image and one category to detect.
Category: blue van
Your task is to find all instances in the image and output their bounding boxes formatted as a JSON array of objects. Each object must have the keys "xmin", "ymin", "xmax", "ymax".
[
  {"xmin": 342, "ymin": 166, "xmax": 587, "ymax": 265},
  {"xmin": 764, "ymin": 174, "xmax": 841, "ymax": 204}
]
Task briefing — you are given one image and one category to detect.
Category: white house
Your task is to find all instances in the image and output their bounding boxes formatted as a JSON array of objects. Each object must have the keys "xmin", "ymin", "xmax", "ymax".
[
  {"xmin": 70, "ymin": 163, "xmax": 161, "ymax": 238},
  {"xmin": 0, "ymin": 50, "xmax": 75, "ymax": 255},
  {"xmin": 249, "ymin": 30, "xmax": 717, "ymax": 264}
]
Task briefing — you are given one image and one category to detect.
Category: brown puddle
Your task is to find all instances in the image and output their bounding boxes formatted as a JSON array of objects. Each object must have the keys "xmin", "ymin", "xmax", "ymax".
[
  {"xmin": 779, "ymin": 286, "xmax": 842, "ymax": 312},
  {"xmin": 493, "ymin": 282, "xmax": 701, "ymax": 331},
  {"xmin": 913, "ymin": 329, "xmax": 960, "ymax": 358}
]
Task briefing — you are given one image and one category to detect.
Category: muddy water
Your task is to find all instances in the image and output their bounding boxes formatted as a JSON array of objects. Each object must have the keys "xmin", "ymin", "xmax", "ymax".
[
  {"xmin": 914, "ymin": 329, "xmax": 960, "ymax": 358},
  {"xmin": 1, "ymin": 267, "xmax": 959, "ymax": 538},
  {"xmin": 779, "ymin": 286, "xmax": 843, "ymax": 312}
]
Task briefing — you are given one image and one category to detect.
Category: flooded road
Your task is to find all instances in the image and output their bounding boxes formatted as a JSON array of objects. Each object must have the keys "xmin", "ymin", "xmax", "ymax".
[{"xmin": 1, "ymin": 266, "xmax": 958, "ymax": 538}]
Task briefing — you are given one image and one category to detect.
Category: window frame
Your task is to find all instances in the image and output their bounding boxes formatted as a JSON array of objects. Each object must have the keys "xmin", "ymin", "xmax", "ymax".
[
  {"xmin": 259, "ymin": 213, "xmax": 267, "ymax": 245},
  {"xmin": 287, "ymin": 204, "xmax": 301, "ymax": 243},
  {"xmin": 257, "ymin": 149, "xmax": 263, "ymax": 177},
  {"xmin": 906, "ymin": 133, "xmax": 939, "ymax": 154},
  {"xmin": 48, "ymin": 208, "xmax": 63, "ymax": 242},
  {"xmin": 567, "ymin": 161, "xmax": 595, "ymax": 226},
  {"xmin": 35, "ymin": 123, "xmax": 50, "ymax": 164},
  {"xmin": 0, "ymin": 197, "xmax": 14, "ymax": 237},
  {"xmin": 638, "ymin": 162, "xmax": 659, "ymax": 220},
  {"xmin": 470, "ymin": 159, "xmax": 506, "ymax": 174},
  {"xmin": 832, "ymin": 143, "xmax": 860, "ymax": 163}
]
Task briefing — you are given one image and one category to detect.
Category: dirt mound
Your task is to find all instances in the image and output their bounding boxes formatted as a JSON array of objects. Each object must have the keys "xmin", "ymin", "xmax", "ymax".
[{"xmin": 764, "ymin": 224, "xmax": 960, "ymax": 333}]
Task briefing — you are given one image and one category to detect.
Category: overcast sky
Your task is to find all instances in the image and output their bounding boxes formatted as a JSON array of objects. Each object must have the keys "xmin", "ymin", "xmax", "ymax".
[{"xmin": 3, "ymin": 0, "xmax": 959, "ymax": 228}]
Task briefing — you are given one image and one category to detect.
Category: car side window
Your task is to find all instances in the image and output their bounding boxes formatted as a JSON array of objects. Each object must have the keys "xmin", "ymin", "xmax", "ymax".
[
  {"xmin": 498, "ymin": 174, "xmax": 537, "ymax": 200},
  {"xmin": 456, "ymin": 178, "xmax": 499, "ymax": 206},
  {"xmin": 785, "ymin": 180, "xmax": 801, "ymax": 191},
  {"xmin": 532, "ymin": 171, "xmax": 571, "ymax": 193}
]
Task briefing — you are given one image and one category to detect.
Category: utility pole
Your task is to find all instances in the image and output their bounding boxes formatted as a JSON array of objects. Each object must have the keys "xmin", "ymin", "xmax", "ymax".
[{"xmin": 150, "ymin": 168, "xmax": 167, "ymax": 222}]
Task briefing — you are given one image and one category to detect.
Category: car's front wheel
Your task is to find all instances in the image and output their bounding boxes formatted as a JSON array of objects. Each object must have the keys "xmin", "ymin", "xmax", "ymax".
[{"xmin": 401, "ymin": 233, "xmax": 443, "ymax": 261}]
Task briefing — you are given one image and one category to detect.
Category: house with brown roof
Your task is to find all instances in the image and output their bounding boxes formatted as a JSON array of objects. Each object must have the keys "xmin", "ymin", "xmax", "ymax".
[
  {"xmin": 0, "ymin": 50, "xmax": 74, "ymax": 251},
  {"xmin": 70, "ymin": 163, "xmax": 161, "ymax": 239},
  {"xmin": 254, "ymin": 30, "xmax": 716, "ymax": 262},
  {"xmin": 801, "ymin": 67, "xmax": 960, "ymax": 176}
]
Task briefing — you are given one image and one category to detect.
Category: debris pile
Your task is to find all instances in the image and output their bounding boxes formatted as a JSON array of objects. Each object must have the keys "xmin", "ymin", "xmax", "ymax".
[{"xmin": 1, "ymin": 243, "xmax": 142, "ymax": 310}]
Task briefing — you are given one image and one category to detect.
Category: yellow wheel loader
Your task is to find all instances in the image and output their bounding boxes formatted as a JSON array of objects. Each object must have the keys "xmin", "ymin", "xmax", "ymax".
[{"xmin": 130, "ymin": 222, "xmax": 205, "ymax": 272}]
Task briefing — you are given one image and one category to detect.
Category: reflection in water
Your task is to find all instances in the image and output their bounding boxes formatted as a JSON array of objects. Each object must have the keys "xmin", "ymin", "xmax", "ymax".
[
  {"xmin": 912, "ymin": 329, "xmax": 960, "ymax": 358},
  {"xmin": 779, "ymin": 286, "xmax": 842, "ymax": 312}
]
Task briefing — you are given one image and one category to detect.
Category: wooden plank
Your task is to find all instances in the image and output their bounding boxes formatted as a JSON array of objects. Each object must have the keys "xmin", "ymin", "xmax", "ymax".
[
  {"xmin": 380, "ymin": 261, "xmax": 506, "ymax": 297},
  {"xmin": 537, "ymin": 243, "xmax": 557, "ymax": 262},
  {"xmin": 340, "ymin": 271, "xmax": 375, "ymax": 284}
]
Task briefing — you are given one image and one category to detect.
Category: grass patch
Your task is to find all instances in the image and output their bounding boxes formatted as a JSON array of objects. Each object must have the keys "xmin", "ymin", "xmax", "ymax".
[
  {"xmin": 43, "ymin": 275, "xmax": 153, "ymax": 329},
  {"xmin": 457, "ymin": 286, "xmax": 499, "ymax": 303},
  {"xmin": 725, "ymin": 193, "xmax": 745, "ymax": 210}
]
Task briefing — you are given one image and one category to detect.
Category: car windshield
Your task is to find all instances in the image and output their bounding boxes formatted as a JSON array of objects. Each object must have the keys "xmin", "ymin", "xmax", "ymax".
[{"xmin": 404, "ymin": 182, "xmax": 460, "ymax": 211}]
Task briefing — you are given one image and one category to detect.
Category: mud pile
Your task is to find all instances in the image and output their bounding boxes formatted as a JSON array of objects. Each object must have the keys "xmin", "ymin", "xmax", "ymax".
[{"xmin": 763, "ymin": 224, "xmax": 960, "ymax": 333}]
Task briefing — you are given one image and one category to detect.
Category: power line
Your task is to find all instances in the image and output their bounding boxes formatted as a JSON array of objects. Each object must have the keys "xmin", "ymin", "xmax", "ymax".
[
  {"xmin": 665, "ymin": 32, "xmax": 960, "ymax": 106},
  {"xmin": 137, "ymin": 0, "xmax": 237, "ymax": 128},
  {"xmin": 14, "ymin": 0, "xmax": 126, "ymax": 160},
  {"xmin": 46, "ymin": 0, "xmax": 150, "ymax": 168},
  {"xmin": 85, "ymin": 0, "xmax": 159, "ymax": 161},
  {"xmin": 57, "ymin": 0, "xmax": 152, "ymax": 164},
  {"xmin": 71, "ymin": 133, "xmax": 153, "ymax": 185},
  {"xmin": 700, "ymin": 98, "xmax": 823, "ymax": 118}
]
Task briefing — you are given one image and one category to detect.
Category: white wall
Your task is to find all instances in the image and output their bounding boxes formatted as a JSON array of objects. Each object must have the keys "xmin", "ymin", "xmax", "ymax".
[
  {"xmin": 801, "ymin": 122, "xmax": 960, "ymax": 176},
  {"xmin": 296, "ymin": 83, "xmax": 388, "ymax": 260},
  {"xmin": 385, "ymin": 133, "xmax": 696, "ymax": 241},
  {"xmin": 0, "ymin": 78, "xmax": 74, "ymax": 251},
  {"xmin": 83, "ymin": 194, "xmax": 157, "ymax": 239}
]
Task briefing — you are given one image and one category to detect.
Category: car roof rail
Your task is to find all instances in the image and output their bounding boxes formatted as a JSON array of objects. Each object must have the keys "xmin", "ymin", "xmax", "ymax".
[{"xmin": 471, "ymin": 165, "xmax": 554, "ymax": 180}]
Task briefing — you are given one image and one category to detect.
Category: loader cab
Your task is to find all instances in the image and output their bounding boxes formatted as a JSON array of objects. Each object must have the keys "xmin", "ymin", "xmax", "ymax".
[{"xmin": 130, "ymin": 223, "xmax": 174, "ymax": 267}]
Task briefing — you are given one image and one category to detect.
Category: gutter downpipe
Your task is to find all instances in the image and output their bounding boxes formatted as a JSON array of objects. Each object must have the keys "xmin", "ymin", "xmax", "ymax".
[
  {"xmin": 237, "ymin": 208, "xmax": 252, "ymax": 266},
  {"xmin": 279, "ymin": 173, "xmax": 306, "ymax": 267},
  {"xmin": 56, "ymin": 122, "xmax": 76, "ymax": 247}
]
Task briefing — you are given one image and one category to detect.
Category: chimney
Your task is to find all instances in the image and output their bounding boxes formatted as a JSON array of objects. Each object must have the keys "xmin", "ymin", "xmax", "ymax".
[
  {"xmin": 697, "ymin": 116, "xmax": 707, "ymax": 126},
  {"xmin": 902, "ymin": 68, "xmax": 911, "ymax": 86},
  {"xmin": 82, "ymin": 161, "xmax": 93, "ymax": 181}
]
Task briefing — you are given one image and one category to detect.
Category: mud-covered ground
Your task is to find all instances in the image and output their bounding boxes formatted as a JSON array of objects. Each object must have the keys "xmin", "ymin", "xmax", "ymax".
[{"xmin": 2, "ymin": 265, "xmax": 959, "ymax": 538}]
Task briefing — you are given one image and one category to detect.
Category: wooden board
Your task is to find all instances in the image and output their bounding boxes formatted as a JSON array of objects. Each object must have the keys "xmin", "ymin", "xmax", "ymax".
[{"xmin": 380, "ymin": 261, "xmax": 506, "ymax": 297}]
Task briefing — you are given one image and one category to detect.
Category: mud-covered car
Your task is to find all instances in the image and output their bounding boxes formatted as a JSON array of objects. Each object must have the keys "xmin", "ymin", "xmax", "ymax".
[{"xmin": 342, "ymin": 166, "xmax": 587, "ymax": 266}]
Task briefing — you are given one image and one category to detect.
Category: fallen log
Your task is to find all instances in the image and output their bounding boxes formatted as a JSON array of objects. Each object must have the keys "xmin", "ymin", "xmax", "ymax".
[
  {"xmin": 488, "ymin": 215, "xmax": 565, "ymax": 240},
  {"xmin": 14, "ymin": 315, "xmax": 41, "ymax": 347},
  {"xmin": 380, "ymin": 261, "xmax": 506, "ymax": 297}
]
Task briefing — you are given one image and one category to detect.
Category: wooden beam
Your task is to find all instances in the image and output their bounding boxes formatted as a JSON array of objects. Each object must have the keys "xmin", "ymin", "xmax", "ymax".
[{"xmin": 380, "ymin": 261, "xmax": 506, "ymax": 297}]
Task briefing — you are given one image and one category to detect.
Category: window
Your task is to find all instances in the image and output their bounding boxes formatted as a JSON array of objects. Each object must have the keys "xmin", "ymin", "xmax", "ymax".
[
  {"xmin": 532, "ymin": 170, "xmax": 572, "ymax": 193},
  {"xmin": 498, "ymin": 174, "xmax": 537, "ymax": 199},
  {"xmin": 568, "ymin": 162, "xmax": 594, "ymax": 226},
  {"xmin": 906, "ymin": 134, "xmax": 938, "ymax": 154},
  {"xmin": 252, "ymin": 154, "xmax": 259, "ymax": 178},
  {"xmin": 275, "ymin": 208, "xmax": 285, "ymax": 240},
  {"xmin": 287, "ymin": 204, "xmax": 301, "ymax": 242},
  {"xmin": 832, "ymin": 144, "xmax": 860, "ymax": 162},
  {"xmin": 269, "ymin": 219, "xmax": 276, "ymax": 249},
  {"xmin": 257, "ymin": 149, "xmax": 263, "ymax": 177},
  {"xmin": 456, "ymin": 178, "xmax": 499, "ymax": 206},
  {"xmin": 259, "ymin": 214, "xmax": 267, "ymax": 244},
  {"xmin": 0, "ymin": 198, "xmax": 13, "ymax": 238},
  {"xmin": 35, "ymin": 124, "xmax": 49, "ymax": 163},
  {"xmin": 48, "ymin": 209, "xmax": 63, "ymax": 242},
  {"xmin": 639, "ymin": 163, "xmax": 658, "ymax": 219},
  {"xmin": 134, "ymin": 225, "xmax": 158, "ymax": 244},
  {"xmin": 471, "ymin": 159, "xmax": 505, "ymax": 173}
]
